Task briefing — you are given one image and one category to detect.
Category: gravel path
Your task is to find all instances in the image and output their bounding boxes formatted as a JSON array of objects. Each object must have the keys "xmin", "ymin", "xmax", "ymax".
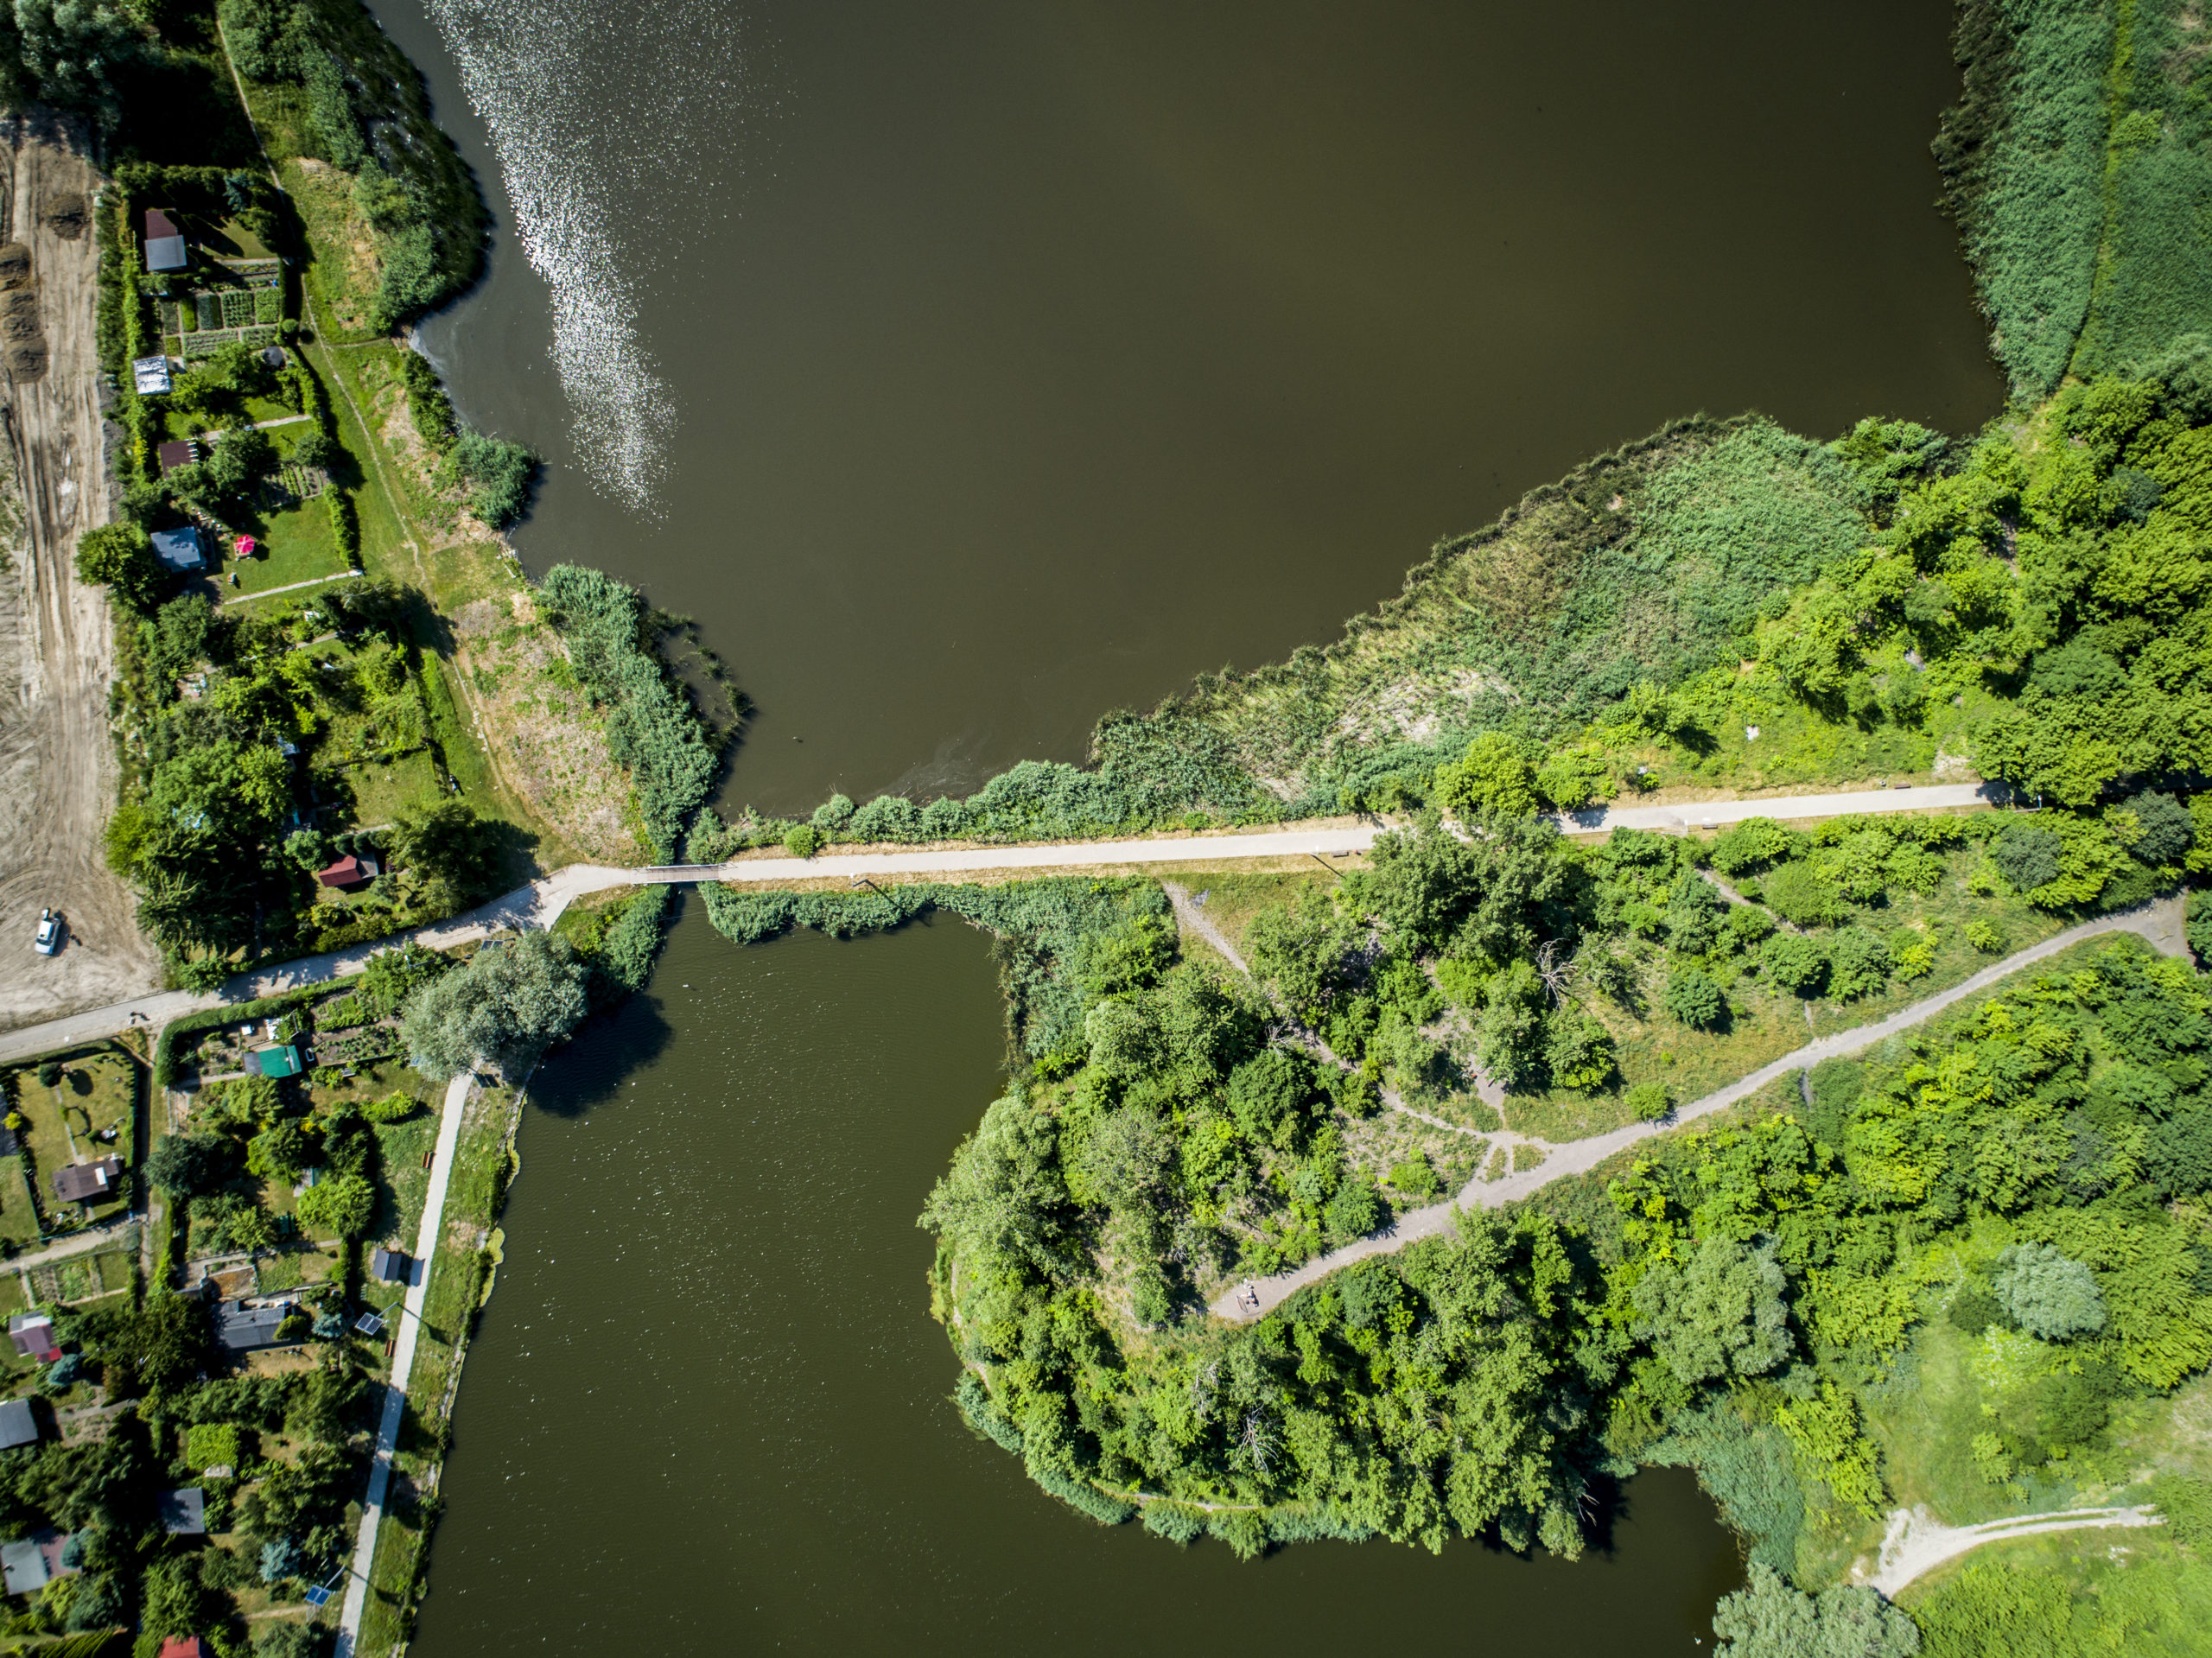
[
  {"xmin": 1866, "ymin": 1502, "xmax": 2160, "ymax": 1597},
  {"xmin": 0, "ymin": 779, "xmax": 2020, "ymax": 1060},
  {"xmin": 1209, "ymin": 893, "xmax": 2190, "ymax": 1321}
]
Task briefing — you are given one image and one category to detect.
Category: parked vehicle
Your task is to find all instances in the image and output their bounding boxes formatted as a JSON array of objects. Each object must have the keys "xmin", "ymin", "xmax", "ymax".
[{"xmin": 32, "ymin": 910, "xmax": 59, "ymax": 956}]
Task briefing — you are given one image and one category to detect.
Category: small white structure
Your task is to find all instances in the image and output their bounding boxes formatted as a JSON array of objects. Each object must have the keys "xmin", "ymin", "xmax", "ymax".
[{"xmin": 131, "ymin": 354, "xmax": 172, "ymax": 395}]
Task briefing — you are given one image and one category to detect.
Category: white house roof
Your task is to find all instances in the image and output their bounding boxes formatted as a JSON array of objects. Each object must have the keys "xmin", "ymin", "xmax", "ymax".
[
  {"xmin": 131, "ymin": 354, "xmax": 171, "ymax": 394},
  {"xmin": 144, "ymin": 234, "xmax": 187, "ymax": 271}
]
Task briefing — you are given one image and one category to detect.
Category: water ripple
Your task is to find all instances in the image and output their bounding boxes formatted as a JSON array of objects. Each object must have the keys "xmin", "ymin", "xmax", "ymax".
[{"xmin": 423, "ymin": 0, "xmax": 758, "ymax": 514}]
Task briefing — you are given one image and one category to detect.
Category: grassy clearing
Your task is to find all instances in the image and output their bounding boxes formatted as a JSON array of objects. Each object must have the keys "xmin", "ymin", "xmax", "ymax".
[
  {"xmin": 0, "ymin": 1160, "xmax": 40, "ymax": 1249},
  {"xmin": 1501, "ymin": 842, "xmax": 2078, "ymax": 1142},
  {"xmin": 219, "ymin": 489, "xmax": 353, "ymax": 596},
  {"xmin": 1174, "ymin": 869, "xmax": 1337, "ymax": 957}
]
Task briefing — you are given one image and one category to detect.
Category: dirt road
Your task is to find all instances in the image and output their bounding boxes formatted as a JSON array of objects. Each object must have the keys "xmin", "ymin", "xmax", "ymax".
[{"xmin": 0, "ymin": 115, "xmax": 161, "ymax": 1034}]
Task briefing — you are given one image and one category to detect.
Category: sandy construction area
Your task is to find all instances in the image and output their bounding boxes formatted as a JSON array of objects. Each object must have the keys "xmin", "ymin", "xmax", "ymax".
[{"xmin": 0, "ymin": 114, "xmax": 161, "ymax": 1033}]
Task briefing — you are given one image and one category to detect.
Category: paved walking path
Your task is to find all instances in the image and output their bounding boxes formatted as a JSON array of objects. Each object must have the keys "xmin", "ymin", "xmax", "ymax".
[
  {"xmin": 334, "ymin": 1066, "xmax": 473, "ymax": 1658},
  {"xmin": 0, "ymin": 780, "xmax": 2006, "ymax": 1066},
  {"xmin": 1210, "ymin": 893, "xmax": 2190, "ymax": 1322},
  {"xmin": 1866, "ymin": 1502, "xmax": 2160, "ymax": 1597},
  {"xmin": 219, "ymin": 568, "xmax": 365, "ymax": 607}
]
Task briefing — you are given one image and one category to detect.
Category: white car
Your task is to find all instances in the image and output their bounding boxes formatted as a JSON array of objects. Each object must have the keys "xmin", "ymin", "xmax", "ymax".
[{"xmin": 32, "ymin": 910, "xmax": 59, "ymax": 956}]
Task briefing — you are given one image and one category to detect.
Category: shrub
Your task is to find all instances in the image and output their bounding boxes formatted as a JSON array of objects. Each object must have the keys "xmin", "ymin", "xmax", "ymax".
[
  {"xmin": 1664, "ymin": 965, "xmax": 1725, "ymax": 1029},
  {"xmin": 1966, "ymin": 919, "xmax": 2007, "ymax": 953},
  {"xmin": 1760, "ymin": 933, "xmax": 1828, "ymax": 997},
  {"xmin": 784, "ymin": 823, "xmax": 823, "ymax": 860},
  {"xmin": 1325, "ymin": 1176, "xmax": 1383, "ymax": 1240},
  {"xmin": 1433, "ymin": 732, "xmax": 1540, "ymax": 819},
  {"xmin": 448, "ymin": 429, "xmax": 537, "ymax": 528},
  {"xmin": 1992, "ymin": 1242, "xmax": 2105, "ymax": 1340},
  {"xmin": 1711, "ymin": 1562, "xmax": 1918, "ymax": 1658},
  {"xmin": 1827, "ymin": 929, "xmax": 1891, "ymax": 1001},
  {"xmin": 1991, "ymin": 820, "xmax": 2063, "ymax": 894},
  {"xmin": 359, "ymin": 1092, "xmax": 416, "ymax": 1124},
  {"xmin": 1710, "ymin": 817, "xmax": 1797, "ymax": 875},
  {"xmin": 1206, "ymin": 1509, "xmax": 1267, "ymax": 1560},
  {"xmin": 296, "ymin": 1173, "xmax": 373, "ymax": 1237},
  {"xmin": 1760, "ymin": 861, "xmax": 1841, "ymax": 927},
  {"xmin": 1724, "ymin": 904, "xmax": 1775, "ymax": 950},
  {"xmin": 1141, "ymin": 1502, "xmax": 1205, "ymax": 1544},
  {"xmin": 327, "ymin": 488, "xmax": 359, "ymax": 564},
  {"xmin": 1625, "ymin": 1082, "xmax": 1673, "ymax": 1121},
  {"xmin": 1388, "ymin": 1154, "xmax": 1441, "ymax": 1197},
  {"xmin": 2150, "ymin": 1472, "xmax": 2212, "ymax": 1547}
]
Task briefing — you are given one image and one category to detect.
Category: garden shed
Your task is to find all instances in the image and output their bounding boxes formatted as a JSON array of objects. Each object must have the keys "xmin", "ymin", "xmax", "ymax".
[
  {"xmin": 149, "ymin": 525, "xmax": 206, "ymax": 572},
  {"xmin": 0, "ymin": 1399, "xmax": 38, "ymax": 1452},
  {"xmin": 0, "ymin": 1531, "xmax": 69, "ymax": 1595},
  {"xmin": 143, "ymin": 207, "xmax": 186, "ymax": 271},
  {"xmin": 214, "ymin": 1301, "xmax": 289, "ymax": 1352},
  {"xmin": 6, "ymin": 1313, "xmax": 56, "ymax": 1363},
  {"xmin": 371, "ymin": 1247, "xmax": 412, "ymax": 1284},
  {"xmin": 50, "ymin": 1155, "xmax": 123, "ymax": 1204},
  {"xmin": 250, "ymin": 1044, "xmax": 302, "ymax": 1079},
  {"xmin": 158, "ymin": 1488, "xmax": 207, "ymax": 1535},
  {"xmin": 315, "ymin": 853, "xmax": 382, "ymax": 888},
  {"xmin": 132, "ymin": 353, "xmax": 172, "ymax": 394}
]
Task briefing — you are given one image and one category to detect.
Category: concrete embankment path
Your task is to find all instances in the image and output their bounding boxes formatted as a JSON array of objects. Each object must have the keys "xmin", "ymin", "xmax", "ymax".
[
  {"xmin": 334, "ymin": 1066, "xmax": 475, "ymax": 1658},
  {"xmin": 0, "ymin": 779, "xmax": 2001, "ymax": 1065},
  {"xmin": 1210, "ymin": 892, "xmax": 2191, "ymax": 1323}
]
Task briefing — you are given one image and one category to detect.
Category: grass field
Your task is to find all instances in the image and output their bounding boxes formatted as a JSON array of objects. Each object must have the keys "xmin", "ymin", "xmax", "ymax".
[
  {"xmin": 0, "ymin": 1159, "xmax": 40, "ymax": 1248},
  {"xmin": 13, "ymin": 1051, "xmax": 138, "ymax": 1228},
  {"xmin": 219, "ymin": 485, "xmax": 354, "ymax": 596}
]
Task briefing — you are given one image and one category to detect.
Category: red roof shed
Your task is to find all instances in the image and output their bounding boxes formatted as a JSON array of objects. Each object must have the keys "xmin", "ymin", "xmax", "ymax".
[
  {"xmin": 159, "ymin": 1639, "xmax": 213, "ymax": 1658},
  {"xmin": 315, "ymin": 854, "xmax": 381, "ymax": 889}
]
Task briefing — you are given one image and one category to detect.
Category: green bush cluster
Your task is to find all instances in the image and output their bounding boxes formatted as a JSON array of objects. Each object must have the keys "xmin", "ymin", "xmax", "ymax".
[
  {"xmin": 537, "ymin": 565, "xmax": 718, "ymax": 860},
  {"xmin": 219, "ymin": 0, "xmax": 488, "ymax": 332},
  {"xmin": 93, "ymin": 581, "xmax": 493, "ymax": 977}
]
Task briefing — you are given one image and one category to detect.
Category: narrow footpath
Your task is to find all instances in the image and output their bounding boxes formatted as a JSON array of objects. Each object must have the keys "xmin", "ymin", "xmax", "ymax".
[
  {"xmin": 1211, "ymin": 892, "xmax": 2190, "ymax": 1321},
  {"xmin": 0, "ymin": 779, "xmax": 2005, "ymax": 1064},
  {"xmin": 334, "ymin": 1066, "xmax": 474, "ymax": 1658}
]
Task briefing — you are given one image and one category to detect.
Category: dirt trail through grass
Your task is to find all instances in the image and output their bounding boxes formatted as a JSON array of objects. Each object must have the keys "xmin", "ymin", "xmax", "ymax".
[{"xmin": 1211, "ymin": 893, "xmax": 2191, "ymax": 1321}]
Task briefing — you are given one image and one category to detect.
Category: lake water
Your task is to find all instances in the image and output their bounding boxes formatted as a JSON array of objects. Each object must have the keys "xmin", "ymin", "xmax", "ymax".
[
  {"xmin": 382, "ymin": 0, "xmax": 1999, "ymax": 817},
  {"xmin": 404, "ymin": 907, "xmax": 1743, "ymax": 1656},
  {"xmin": 365, "ymin": 1, "xmax": 2001, "ymax": 1647}
]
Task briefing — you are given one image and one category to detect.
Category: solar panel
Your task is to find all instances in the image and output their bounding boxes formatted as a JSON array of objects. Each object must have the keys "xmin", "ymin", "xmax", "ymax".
[
  {"xmin": 304, "ymin": 1585, "xmax": 333, "ymax": 1608},
  {"xmin": 353, "ymin": 1312, "xmax": 385, "ymax": 1337}
]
